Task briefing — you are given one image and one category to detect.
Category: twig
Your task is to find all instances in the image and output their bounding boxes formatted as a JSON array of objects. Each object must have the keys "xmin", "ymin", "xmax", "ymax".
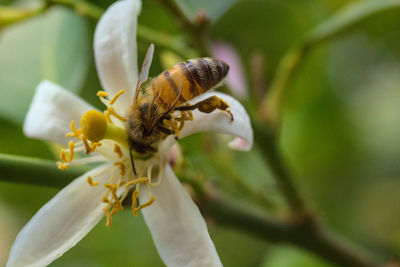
[
  {"xmin": 205, "ymin": 194, "xmax": 381, "ymax": 267},
  {"xmin": 0, "ymin": 153, "xmax": 85, "ymax": 188},
  {"xmin": 137, "ymin": 24, "xmax": 197, "ymax": 59},
  {"xmin": 158, "ymin": 0, "xmax": 209, "ymax": 56},
  {"xmin": 0, "ymin": 4, "xmax": 47, "ymax": 28},
  {"xmin": 0, "ymin": 153, "xmax": 382, "ymax": 266},
  {"xmin": 253, "ymin": 121, "xmax": 306, "ymax": 214}
]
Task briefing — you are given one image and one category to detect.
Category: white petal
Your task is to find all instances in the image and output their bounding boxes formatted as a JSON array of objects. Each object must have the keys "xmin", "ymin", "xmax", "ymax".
[
  {"xmin": 140, "ymin": 164, "xmax": 222, "ymax": 267},
  {"xmin": 6, "ymin": 164, "xmax": 112, "ymax": 267},
  {"xmin": 180, "ymin": 92, "xmax": 253, "ymax": 151},
  {"xmin": 94, "ymin": 0, "xmax": 141, "ymax": 110},
  {"xmin": 23, "ymin": 80, "xmax": 95, "ymax": 145}
]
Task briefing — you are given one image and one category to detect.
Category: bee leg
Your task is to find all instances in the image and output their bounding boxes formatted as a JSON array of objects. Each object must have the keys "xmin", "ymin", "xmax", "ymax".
[
  {"xmin": 129, "ymin": 150, "xmax": 137, "ymax": 175},
  {"xmin": 162, "ymin": 119, "xmax": 180, "ymax": 137},
  {"xmin": 157, "ymin": 124, "xmax": 174, "ymax": 135},
  {"xmin": 175, "ymin": 96, "xmax": 234, "ymax": 122}
]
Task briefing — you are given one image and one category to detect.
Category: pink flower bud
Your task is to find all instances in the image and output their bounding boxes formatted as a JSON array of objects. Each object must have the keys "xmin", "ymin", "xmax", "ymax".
[{"xmin": 212, "ymin": 41, "xmax": 248, "ymax": 99}]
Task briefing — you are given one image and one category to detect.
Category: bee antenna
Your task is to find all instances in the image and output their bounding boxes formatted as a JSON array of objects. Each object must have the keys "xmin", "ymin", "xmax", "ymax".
[{"xmin": 129, "ymin": 150, "xmax": 137, "ymax": 175}]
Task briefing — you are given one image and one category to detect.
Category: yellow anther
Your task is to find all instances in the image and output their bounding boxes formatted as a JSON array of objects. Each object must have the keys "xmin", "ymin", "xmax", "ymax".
[
  {"xmin": 110, "ymin": 207, "xmax": 119, "ymax": 216},
  {"xmin": 125, "ymin": 177, "xmax": 149, "ymax": 188},
  {"xmin": 104, "ymin": 183, "xmax": 122, "ymax": 209},
  {"xmin": 90, "ymin": 142, "xmax": 102, "ymax": 153},
  {"xmin": 60, "ymin": 150, "xmax": 68, "ymax": 162},
  {"xmin": 114, "ymin": 144, "xmax": 123, "ymax": 158},
  {"xmin": 82, "ymin": 136, "xmax": 91, "ymax": 154},
  {"xmin": 102, "ymin": 196, "xmax": 110, "ymax": 203},
  {"xmin": 87, "ymin": 176, "xmax": 99, "ymax": 186},
  {"xmin": 134, "ymin": 196, "xmax": 156, "ymax": 214},
  {"xmin": 66, "ymin": 121, "xmax": 82, "ymax": 140},
  {"xmin": 108, "ymin": 107, "xmax": 127, "ymax": 121},
  {"xmin": 114, "ymin": 162, "xmax": 126, "ymax": 176},
  {"xmin": 97, "ymin": 91, "xmax": 109, "ymax": 97},
  {"xmin": 104, "ymin": 110, "xmax": 113, "ymax": 124},
  {"xmin": 68, "ymin": 140, "xmax": 75, "ymax": 162},
  {"xmin": 103, "ymin": 207, "xmax": 112, "ymax": 227},
  {"xmin": 80, "ymin": 110, "xmax": 107, "ymax": 142},
  {"xmin": 109, "ymin": 89, "xmax": 126, "ymax": 105},
  {"xmin": 56, "ymin": 162, "xmax": 69, "ymax": 170},
  {"xmin": 131, "ymin": 189, "xmax": 139, "ymax": 216}
]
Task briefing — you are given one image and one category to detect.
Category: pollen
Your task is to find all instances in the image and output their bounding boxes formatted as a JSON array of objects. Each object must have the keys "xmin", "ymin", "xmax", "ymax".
[
  {"xmin": 114, "ymin": 162, "xmax": 126, "ymax": 176},
  {"xmin": 65, "ymin": 121, "xmax": 82, "ymax": 140},
  {"xmin": 87, "ymin": 176, "xmax": 99, "ymax": 186},
  {"xmin": 56, "ymin": 161, "xmax": 69, "ymax": 170},
  {"xmin": 114, "ymin": 144, "xmax": 123, "ymax": 158},
  {"xmin": 97, "ymin": 91, "xmax": 109, "ymax": 97},
  {"xmin": 57, "ymin": 89, "xmax": 159, "ymax": 227}
]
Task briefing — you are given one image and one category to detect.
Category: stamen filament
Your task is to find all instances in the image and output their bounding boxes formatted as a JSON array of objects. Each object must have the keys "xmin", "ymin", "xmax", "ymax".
[
  {"xmin": 108, "ymin": 107, "xmax": 126, "ymax": 121},
  {"xmin": 87, "ymin": 176, "xmax": 99, "ymax": 186},
  {"xmin": 109, "ymin": 89, "xmax": 126, "ymax": 105}
]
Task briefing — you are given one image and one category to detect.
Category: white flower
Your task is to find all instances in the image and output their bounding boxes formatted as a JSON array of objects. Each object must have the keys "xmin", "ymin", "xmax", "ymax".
[{"xmin": 6, "ymin": 0, "xmax": 253, "ymax": 267}]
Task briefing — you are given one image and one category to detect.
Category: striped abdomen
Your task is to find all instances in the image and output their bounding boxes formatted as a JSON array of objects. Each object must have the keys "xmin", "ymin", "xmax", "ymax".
[{"xmin": 151, "ymin": 58, "xmax": 229, "ymax": 109}]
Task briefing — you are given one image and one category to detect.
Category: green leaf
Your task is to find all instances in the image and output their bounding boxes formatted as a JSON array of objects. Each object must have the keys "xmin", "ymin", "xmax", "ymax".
[
  {"xmin": 0, "ymin": 7, "xmax": 89, "ymax": 125},
  {"xmin": 304, "ymin": 0, "xmax": 400, "ymax": 46}
]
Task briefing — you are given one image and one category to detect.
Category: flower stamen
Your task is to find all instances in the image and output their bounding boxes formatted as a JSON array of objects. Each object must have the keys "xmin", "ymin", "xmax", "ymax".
[
  {"xmin": 114, "ymin": 144, "xmax": 123, "ymax": 158},
  {"xmin": 97, "ymin": 91, "xmax": 109, "ymax": 97},
  {"xmin": 114, "ymin": 162, "xmax": 126, "ymax": 176},
  {"xmin": 108, "ymin": 106, "xmax": 126, "ymax": 122},
  {"xmin": 87, "ymin": 176, "xmax": 99, "ymax": 186},
  {"xmin": 109, "ymin": 89, "xmax": 126, "ymax": 105}
]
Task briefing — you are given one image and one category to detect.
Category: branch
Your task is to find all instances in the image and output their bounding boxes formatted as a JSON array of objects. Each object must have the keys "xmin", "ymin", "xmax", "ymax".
[
  {"xmin": 261, "ymin": 0, "xmax": 400, "ymax": 129},
  {"xmin": 0, "ymin": 154, "xmax": 386, "ymax": 266},
  {"xmin": 205, "ymin": 194, "xmax": 381, "ymax": 267},
  {"xmin": 253, "ymin": 121, "xmax": 306, "ymax": 213},
  {"xmin": 158, "ymin": 0, "xmax": 210, "ymax": 56},
  {"xmin": 0, "ymin": 153, "xmax": 84, "ymax": 187},
  {"xmin": 0, "ymin": 4, "xmax": 47, "ymax": 28}
]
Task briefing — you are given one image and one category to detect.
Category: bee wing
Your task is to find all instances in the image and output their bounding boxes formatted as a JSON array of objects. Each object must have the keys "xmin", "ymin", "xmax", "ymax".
[
  {"xmin": 145, "ymin": 73, "xmax": 185, "ymax": 133},
  {"xmin": 134, "ymin": 43, "xmax": 154, "ymax": 103}
]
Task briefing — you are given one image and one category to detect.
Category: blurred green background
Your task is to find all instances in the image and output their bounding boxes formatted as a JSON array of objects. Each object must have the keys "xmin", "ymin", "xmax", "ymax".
[{"xmin": 1, "ymin": 0, "xmax": 400, "ymax": 266}]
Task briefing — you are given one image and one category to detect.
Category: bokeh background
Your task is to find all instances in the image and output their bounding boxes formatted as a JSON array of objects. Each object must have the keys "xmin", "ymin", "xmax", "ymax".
[{"xmin": 1, "ymin": 0, "xmax": 400, "ymax": 266}]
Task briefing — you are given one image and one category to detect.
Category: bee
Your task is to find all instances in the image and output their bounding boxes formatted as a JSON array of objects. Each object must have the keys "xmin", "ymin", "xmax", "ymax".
[{"xmin": 126, "ymin": 44, "xmax": 233, "ymax": 163}]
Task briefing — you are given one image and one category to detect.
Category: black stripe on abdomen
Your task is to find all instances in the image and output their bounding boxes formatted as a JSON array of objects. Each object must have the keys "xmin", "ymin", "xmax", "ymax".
[
  {"xmin": 179, "ymin": 62, "xmax": 199, "ymax": 97},
  {"xmin": 186, "ymin": 60, "xmax": 209, "ymax": 91}
]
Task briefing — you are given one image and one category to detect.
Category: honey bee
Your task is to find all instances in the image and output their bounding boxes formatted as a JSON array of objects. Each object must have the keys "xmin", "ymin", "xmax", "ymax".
[{"xmin": 127, "ymin": 44, "xmax": 233, "ymax": 163}]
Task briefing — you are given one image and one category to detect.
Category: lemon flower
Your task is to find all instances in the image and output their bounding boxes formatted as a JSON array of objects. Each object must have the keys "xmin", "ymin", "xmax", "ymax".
[{"xmin": 6, "ymin": 0, "xmax": 253, "ymax": 266}]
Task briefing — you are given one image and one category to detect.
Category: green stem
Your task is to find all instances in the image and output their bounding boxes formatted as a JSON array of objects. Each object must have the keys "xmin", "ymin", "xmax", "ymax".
[
  {"xmin": 137, "ymin": 24, "xmax": 197, "ymax": 59},
  {"xmin": 253, "ymin": 121, "xmax": 306, "ymax": 214},
  {"xmin": 0, "ymin": 4, "xmax": 47, "ymax": 28},
  {"xmin": 0, "ymin": 153, "xmax": 86, "ymax": 187},
  {"xmin": 206, "ymin": 194, "xmax": 381, "ymax": 267},
  {"xmin": 45, "ymin": 0, "xmax": 103, "ymax": 19},
  {"xmin": 0, "ymin": 154, "xmax": 386, "ymax": 266},
  {"xmin": 159, "ymin": 0, "xmax": 210, "ymax": 56}
]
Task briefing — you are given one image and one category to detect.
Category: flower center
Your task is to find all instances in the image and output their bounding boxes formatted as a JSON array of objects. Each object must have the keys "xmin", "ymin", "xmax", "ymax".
[{"xmin": 56, "ymin": 89, "xmax": 159, "ymax": 227}]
